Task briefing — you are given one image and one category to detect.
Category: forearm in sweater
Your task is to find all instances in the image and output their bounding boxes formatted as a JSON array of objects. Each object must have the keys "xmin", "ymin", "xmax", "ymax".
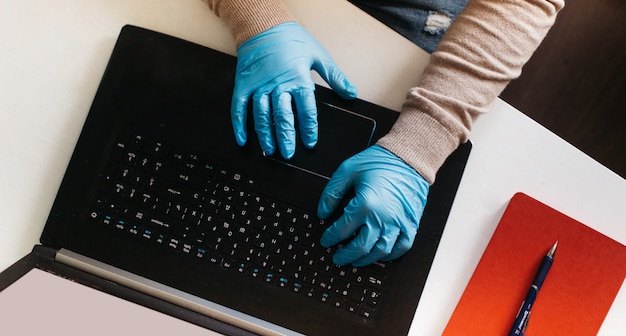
[
  {"xmin": 206, "ymin": 0, "xmax": 294, "ymax": 46},
  {"xmin": 377, "ymin": 0, "xmax": 565, "ymax": 183}
]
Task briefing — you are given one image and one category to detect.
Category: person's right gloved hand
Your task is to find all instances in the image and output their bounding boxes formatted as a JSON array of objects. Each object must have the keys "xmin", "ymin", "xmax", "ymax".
[
  {"xmin": 317, "ymin": 145, "xmax": 430, "ymax": 266},
  {"xmin": 231, "ymin": 22, "xmax": 358, "ymax": 159}
]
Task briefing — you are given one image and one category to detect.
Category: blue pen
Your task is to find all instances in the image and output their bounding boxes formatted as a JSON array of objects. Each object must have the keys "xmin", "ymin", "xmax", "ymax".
[{"xmin": 509, "ymin": 241, "xmax": 558, "ymax": 336}]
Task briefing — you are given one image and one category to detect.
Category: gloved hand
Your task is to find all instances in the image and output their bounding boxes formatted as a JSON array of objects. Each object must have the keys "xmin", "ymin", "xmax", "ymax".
[
  {"xmin": 317, "ymin": 145, "xmax": 430, "ymax": 266},
  {"xmin": 231, "ymin": 22, "xmax": 358, "ymax": 159}
]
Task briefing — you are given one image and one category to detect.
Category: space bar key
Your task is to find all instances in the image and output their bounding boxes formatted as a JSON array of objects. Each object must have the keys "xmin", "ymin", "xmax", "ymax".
[{"xmin": 147, "ymin": 217, "xmax": 173, "ymax": 232}]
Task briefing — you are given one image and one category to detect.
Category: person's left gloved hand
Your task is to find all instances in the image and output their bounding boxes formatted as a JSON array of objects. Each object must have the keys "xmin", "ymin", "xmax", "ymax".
[
  {"xmin": 232, "ymin": 22, "xmax": 358, "ymax": 159},
  {"xmin": 317, "ymin": 145, "xmax": 430, "ymax": 267}
]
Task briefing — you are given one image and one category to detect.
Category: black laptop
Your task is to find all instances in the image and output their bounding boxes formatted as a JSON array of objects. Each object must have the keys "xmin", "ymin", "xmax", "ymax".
[{"xmin": 0, "ymin": 25, "xmax": 471, "ymax": 335}]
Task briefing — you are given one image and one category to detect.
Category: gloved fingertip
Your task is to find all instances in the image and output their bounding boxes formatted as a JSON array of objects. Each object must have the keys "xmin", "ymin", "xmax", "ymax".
[
  {"xmin": 343, "ymin": 81, "xmax": 358, "ymax": 99},
  {"xmin": 381, "ymin": 235, "xmax": 414, "ymax": 262},
  {"xmin": 331, "ymin": 251, "xmax": 351, "ymax": 266},
  {"xmin": 332, "ymin": 71, "xmax": 358, "ymax": 100},
  {"xmin": 301, "ymin": 131, "xmax": 317, "ymax": 149},
  {"xmin": 319, "ymin": 229, "xmax": 335, "ymax": 248},
  {"xmin": 260, "ymin": 142, "xmax": 275, "ymax": 157},
  {"xmin": 317, "ymin": 177, "xmax": 351, "ymax": 219},
  {"xmin": 304, "ymin": 139, "xmax": 317, "ymax": 149},
  {"xmin": 282, "ymin": 149, "xmax": 294, "ymax": 160},
  {"xmin": 233, "ymin": 127, "xmax": 248, "ymax": 147},
  {"xmin": 278, "ymin": 142, "xmax": 295, "ymax": 160},
  {"xmin": 231, "ymin": 113, "xmax": 247, "ymax": 147},
  {"xmin": 317, "ymin": 198, "xmax": 334, "ymax": 219}
]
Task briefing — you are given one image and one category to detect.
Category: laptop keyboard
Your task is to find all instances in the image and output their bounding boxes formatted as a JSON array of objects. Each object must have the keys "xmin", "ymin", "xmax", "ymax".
[{"xmin": 89, "ymin": 131, "xmax": 390, "ymax": 318}]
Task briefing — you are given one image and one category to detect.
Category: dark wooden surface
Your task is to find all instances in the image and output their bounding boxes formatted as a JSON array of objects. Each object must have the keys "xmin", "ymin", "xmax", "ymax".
[{"xmin": 500, "ymin": 0, "xmax": 626, "ymax": 179}]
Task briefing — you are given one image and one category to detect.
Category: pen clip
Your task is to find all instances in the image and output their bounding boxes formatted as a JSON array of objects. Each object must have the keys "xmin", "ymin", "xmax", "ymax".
[{"xmin": 521, "ymin": 311, "xmax": 531, "ymax": 336}]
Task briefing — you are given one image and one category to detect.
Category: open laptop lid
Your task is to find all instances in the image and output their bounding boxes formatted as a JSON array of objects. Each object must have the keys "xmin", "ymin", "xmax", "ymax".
[
  {"xmin": 0, "ymin": 245, "xmax": 254, "ymax": 335},
  {"xmin": 33, "ymin": 25, "xmax": 471, "ymax": 335}
]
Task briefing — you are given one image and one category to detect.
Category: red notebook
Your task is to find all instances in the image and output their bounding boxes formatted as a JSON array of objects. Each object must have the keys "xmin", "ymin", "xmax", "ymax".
[{"xmin": 443, "ymin": 193, "xmax": 626, "ymax": 335}]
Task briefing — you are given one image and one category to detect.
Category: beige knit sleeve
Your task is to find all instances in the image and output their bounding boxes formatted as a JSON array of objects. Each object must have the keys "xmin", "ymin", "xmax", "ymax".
[
  {"xmin": 206, "ymin": 0, "xmax": 294, "ymax": 46},
  {"xmin": 377, "ymin": 0, "xmax": 565, "ymax": 183}
]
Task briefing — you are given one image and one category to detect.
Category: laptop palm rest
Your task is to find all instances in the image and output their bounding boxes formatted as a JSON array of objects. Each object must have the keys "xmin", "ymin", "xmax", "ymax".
[{"xmin": 266, "ymin": 102, "xmax": 376, "ymax": 180}]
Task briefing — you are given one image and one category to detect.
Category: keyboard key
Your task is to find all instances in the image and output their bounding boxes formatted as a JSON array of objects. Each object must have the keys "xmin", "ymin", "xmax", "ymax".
[
  {"xmin": 361, "ymin": 306, "xmax": 375, "ymax": 319},
  {"xmin": 366, "ymin": 273, "xmax": 384, "ymax": 290},
  {"xmin": 146, "ymin": 141, "xmax": 169, "ymax": 159},
  {"xmin": 163, "ymin": 165, "xmax": 203, "ymax": 189},
  {"xmin": 148, "ymin": 217, "xmax": 173, "ymax": 231}
]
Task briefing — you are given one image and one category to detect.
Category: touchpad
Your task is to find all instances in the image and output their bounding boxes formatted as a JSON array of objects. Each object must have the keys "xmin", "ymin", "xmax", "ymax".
[{"xmin": 268, "ymin": 102, "xmax": 376, "ymax": 179}]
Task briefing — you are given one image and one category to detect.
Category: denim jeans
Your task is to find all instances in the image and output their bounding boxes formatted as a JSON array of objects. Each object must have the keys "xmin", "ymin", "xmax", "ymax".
[{"xmin": 349, "ymin": 0, "xmax": 469, "ymax": 53}]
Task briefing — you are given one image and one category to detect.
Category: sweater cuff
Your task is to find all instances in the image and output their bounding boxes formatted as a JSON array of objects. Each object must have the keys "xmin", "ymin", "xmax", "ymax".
[
  {"xmin": 210, "ymin": 0, "xmax": 295, "ymax": 46},
  {"xmin": 376, "ymin": 110, "xmax": 461, "ymax": 184}
]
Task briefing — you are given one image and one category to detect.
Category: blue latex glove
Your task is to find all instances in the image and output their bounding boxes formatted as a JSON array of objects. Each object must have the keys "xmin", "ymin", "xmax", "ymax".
[
  {"xmin": 317, "ymin": 145, "xmax": 430, "ymax": 266},
  {"xmin": 232, "ymin": 22, "xmax": 358, "ymax": 159}
]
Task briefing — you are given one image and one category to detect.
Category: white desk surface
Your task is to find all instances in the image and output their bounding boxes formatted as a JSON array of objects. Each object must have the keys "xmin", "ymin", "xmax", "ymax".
[{"xmin": 1, "ymin": 1, "xmax": 624, "ymax": 335}]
